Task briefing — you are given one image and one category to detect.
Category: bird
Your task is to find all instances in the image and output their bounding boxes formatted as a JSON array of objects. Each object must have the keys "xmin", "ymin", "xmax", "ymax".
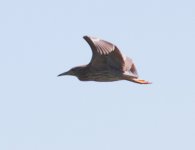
[{"xmin": 58, "ymin": 36, "xmax": 151, "ymax": 84}]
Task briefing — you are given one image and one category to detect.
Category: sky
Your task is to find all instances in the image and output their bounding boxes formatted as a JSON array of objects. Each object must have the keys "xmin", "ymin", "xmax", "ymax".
[{"xmin": 0, "ymin": 0, "xmax": 195, "ymax": 150}]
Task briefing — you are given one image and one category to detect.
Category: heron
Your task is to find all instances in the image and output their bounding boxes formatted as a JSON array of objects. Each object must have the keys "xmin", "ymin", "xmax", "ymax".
[{"xmin": 58, "ymin": 36, "xmax": 151, "ymax": 84}]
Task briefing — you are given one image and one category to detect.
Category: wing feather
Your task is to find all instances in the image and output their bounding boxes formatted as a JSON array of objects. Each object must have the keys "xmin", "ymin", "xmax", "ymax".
[{"xmin": 83, "ymin": 36, "xmax": 124, "ymax": 71}]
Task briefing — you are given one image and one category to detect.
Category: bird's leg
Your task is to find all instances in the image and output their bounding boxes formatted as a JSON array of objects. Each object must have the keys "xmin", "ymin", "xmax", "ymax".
[{"xmin": 130, "ymin": 78, "xmax": 152, "ymax": 84}]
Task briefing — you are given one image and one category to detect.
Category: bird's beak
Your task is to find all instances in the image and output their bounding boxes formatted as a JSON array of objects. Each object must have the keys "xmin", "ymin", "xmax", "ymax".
[{"xmin": 58, "ymin": 70, "xmax": 73, "ymax": 77}]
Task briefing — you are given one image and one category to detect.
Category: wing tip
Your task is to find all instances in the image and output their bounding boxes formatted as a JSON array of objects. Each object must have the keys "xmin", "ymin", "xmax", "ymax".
[
  {"xmin": 83, "ymin": 35, "xmax": 95, "ymax": 40},
  {"xmin": 83, "ymin": 35, "xmax": 94, "ymax": 43},
  {"xmin": 83, "ymin": 35, "xmax": 100, "ymax": 41},
  {"xmin": 83, "ymin": 35, "xmax": 88, "ymax": 39}
]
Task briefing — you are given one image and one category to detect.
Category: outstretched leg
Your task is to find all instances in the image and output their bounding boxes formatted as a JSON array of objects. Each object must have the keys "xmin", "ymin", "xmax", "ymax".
[{"xmin": 131, "ymin": 78, "xmax": 152, "ymax": 84}]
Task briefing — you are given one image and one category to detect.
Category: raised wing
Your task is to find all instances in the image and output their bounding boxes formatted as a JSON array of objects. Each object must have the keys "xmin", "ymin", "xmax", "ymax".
[
  {"xmin": 83, "ymin": 36, "xmax": 125, "ymax": 71},
  {"xmin": 123, "ymin": 57, "xmax": 139, "ymax": 78}
]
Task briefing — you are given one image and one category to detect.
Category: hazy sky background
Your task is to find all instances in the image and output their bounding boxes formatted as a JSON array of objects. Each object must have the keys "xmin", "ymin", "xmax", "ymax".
[{"xmin": 0, "ymin": 0, "xmax": 195, "ymax": 150}]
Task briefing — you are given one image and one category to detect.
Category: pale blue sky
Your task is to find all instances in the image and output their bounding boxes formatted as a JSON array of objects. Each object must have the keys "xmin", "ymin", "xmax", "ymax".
[{"xmin": 0, "ymin": 0, "xmax": 195, "ymax": 150}]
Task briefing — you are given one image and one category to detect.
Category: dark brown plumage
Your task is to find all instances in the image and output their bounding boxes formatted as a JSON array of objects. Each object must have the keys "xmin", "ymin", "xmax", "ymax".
[{"xmin": 58, "ymin": 36, "xmax": 151, "ymax": 84}]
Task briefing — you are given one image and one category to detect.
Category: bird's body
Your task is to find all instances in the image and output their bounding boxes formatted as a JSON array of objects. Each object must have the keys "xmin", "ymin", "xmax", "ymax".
[
  {"xmin": 58, "ymin": 36, "xmax": 151, "ymax": 84},
  {"xmin": 75, "ymin": 66, "xmax": 122, "ymax": 82}
]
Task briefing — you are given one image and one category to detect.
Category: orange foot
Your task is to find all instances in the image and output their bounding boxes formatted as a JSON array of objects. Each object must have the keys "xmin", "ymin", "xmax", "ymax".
[{"xmin": 131, "ymin": 78, "xmax": 152, "ymax": 84}]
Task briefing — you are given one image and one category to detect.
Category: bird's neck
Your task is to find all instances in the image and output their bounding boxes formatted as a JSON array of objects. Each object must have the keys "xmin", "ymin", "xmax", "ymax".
[
  {"xmin": 74, "ymin": 65, "xmax": 88, "ymax": 74},
  {"xmin": 74, "ymin": 65, "xmax": 89, "ymax": 81}
]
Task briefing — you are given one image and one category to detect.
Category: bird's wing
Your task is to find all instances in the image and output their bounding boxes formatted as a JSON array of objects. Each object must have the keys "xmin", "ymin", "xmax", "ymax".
[
  {"xmin": 123, "ymin": 57, "xmax": 139, "ymax": 78},
  {"xmin": 83, "ymin": 36, "xmax": 125, "ymax": 71}
]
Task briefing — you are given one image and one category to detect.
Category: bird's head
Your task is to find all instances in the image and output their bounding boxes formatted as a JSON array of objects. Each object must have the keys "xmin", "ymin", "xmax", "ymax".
[{"xmin": 58, "ymin": 65, "xmax": 86, "ymax": 77}]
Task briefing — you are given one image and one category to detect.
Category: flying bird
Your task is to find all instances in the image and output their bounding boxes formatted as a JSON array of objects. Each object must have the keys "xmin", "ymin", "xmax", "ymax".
[{"xmin": 58, "ymin": 36, "xmax": 151, "ymax": 84}]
